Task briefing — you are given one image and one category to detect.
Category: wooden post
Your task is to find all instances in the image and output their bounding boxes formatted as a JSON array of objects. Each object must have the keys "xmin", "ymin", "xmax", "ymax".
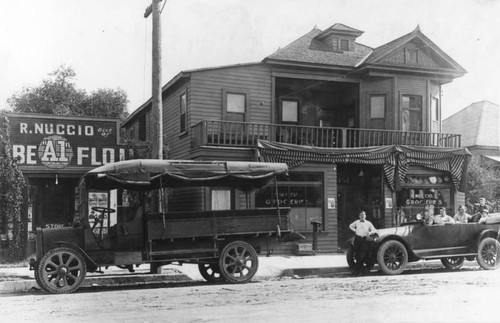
[{"xmin": 145, "ymin": 0, "xmax": 163, "ymax": 160}]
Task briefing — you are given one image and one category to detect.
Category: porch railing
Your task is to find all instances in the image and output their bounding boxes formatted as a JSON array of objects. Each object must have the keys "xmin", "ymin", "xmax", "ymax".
[{"xmin": 192, "ymin": 120, "xmax": 461, "ymax": 149}]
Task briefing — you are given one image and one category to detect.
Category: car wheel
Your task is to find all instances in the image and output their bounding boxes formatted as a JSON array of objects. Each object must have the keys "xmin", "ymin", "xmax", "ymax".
[
  {"xmin": 346, "ymin": 244, "xmax": 375, "ymax": 272},
  {"xmin": 377, "ymin": 240, "xmax": 408, "ymax": 275},
  {"xmin": 441, "ymin": 256, "xmax": 465, "ymax": 270},
  {"xmin": 346, "ymin": 245, "xmax": 356, "ymax": 270},
  {"xmin": 477, "ymin": 237, "xmax": 500, "ymax": 270}
]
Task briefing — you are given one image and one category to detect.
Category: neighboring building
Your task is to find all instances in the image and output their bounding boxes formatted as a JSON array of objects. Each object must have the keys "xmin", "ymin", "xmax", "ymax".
[
  {"xmin": 443, "ymin": 101, "xmax": 500, "ymax": 167},
  {"xmin": 5, "ymin": 113, "xmax": 135, "ymax": 255},
  {"xmin": 123, "ymin": 23, "xmax": 470, "ymax": 252}
]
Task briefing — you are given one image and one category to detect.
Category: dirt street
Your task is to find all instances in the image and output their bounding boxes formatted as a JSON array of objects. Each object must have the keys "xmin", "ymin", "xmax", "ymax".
[{"xmin": 1, "ymin": 266, "xmax": 499, "ymax": 323}]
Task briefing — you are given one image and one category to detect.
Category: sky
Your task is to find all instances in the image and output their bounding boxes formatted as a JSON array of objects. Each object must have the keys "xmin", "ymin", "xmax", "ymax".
[{"xmin": 0, "ymin": 0, "xmax": 499, "ymax": 119}]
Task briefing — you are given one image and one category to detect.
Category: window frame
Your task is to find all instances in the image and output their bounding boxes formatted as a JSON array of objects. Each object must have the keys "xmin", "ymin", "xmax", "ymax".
[
  {"xmin": 210, "ymin": 188, "xmax": 234, "ymax": 210},
  {"xmin": 369, "ymin": 95, "xmax": 386, "ymax": 120},
  {"xmin": 340, "ymin": 39, "xmax": 349, "ymax": 51},
  {"xmin": 179, "ymin": 92, "xmax": 187, "ymax": 134},
  {"xmin": 254, "ymin": 171, "xmax": 325, "ymax": 232},
  {"xmin": 222, "ymin": 89, "xmax": 249, "ymax": 122},
  {"xmin": 138, "ymin": 114, "xmax": 147, "ymax": 141},
  {"xmin": 401, "ymin": 94, "xmax": 423, "ymax": 131},
  {"xmin": 280, "ymin": 98, "xmax": 300, "ymax": 124}
]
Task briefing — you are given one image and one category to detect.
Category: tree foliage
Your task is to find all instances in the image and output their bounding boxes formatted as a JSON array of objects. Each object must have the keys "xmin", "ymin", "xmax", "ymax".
[
  {"xmin": 7, "ymin": 65, "xmax": 128, "ymax": 119},
  {"xmin": 0, "ymin": 112, "xmax": 26, "ymax": 263},
  {"xmin": 465, "ymin": 161, "xmax": 500, "ymax": 212}
]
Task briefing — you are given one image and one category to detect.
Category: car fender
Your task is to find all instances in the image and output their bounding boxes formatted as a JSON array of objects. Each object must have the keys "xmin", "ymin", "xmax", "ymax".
[
  {"xmin": 53, "ymin": 241, "xmax": 98, "ymax": 272},
  {"xmin": 476, "ymin": 229, "xmax": 499, "ymax": 246}
]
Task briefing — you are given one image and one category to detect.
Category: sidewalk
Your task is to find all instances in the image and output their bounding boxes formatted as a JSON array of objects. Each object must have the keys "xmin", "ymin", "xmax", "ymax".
[{"xmin": 0, "ymin": 254, "xmax": 350, "ymax": 294}]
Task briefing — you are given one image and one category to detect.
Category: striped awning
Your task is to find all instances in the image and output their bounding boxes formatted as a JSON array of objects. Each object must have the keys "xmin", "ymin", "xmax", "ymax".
[
  {"xmin": 256, "ymin": 140, "xmax": 471, "ymax": 191},
  {"xmin": 256, "ymin": 140, "xmax": 399, "ymax": 190},
  {"xmin": 398, "ymin": 145, "xmax": 471, "ymax": 191}
]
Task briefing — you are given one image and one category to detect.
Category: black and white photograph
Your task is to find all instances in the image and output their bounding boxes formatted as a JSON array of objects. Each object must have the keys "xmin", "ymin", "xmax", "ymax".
[{"xmin": 1, "ymin": 0, "xmax": 499, "ymax": 322}]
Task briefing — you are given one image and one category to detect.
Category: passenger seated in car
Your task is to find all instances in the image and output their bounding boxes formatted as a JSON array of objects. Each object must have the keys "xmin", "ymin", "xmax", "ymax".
[
  {"xmin": 478, "ymin": 210, "xmax": 491, "ymax": 223},
  {"xmin": 431, "ymin": 207, "xmax": 455, "ymax": 224},
  {"xmin": 470, "ymin": 197, "xmax": 490, "ymax": 222},
  {"xmin": 453, "ymin": 205, "xmax": 471, "ymax": 223}
]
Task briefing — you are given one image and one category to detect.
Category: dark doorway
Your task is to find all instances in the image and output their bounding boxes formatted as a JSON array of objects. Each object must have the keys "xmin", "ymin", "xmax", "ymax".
[
  {"xmin": 29, "ymin": 177, "xmax": 80, "ymax": 229},
  {"xmin": 337, "ymin": 164, "xmax": 384, "ymax": 248}
]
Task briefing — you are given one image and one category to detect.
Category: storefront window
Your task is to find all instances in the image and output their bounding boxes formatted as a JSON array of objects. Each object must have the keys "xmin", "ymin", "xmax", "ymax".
[
  {"xmin": 397, "ymin": 185, "xmax": 451, "ymax": 223},
  {"xmin": 254, "ymin": 172, "xmax": 323, "ymax": 231}
]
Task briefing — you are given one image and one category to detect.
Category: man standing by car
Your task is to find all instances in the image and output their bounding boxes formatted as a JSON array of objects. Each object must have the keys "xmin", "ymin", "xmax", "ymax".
[{"xmin": 349, "ymin": 211, "xmax": 378, "ymax": 275}]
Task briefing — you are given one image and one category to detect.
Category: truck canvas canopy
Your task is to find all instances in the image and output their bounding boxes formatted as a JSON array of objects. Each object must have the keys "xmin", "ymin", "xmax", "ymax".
[{"xmin": 81, "ymin": 159, "xmax": 289, "ymax": 191}]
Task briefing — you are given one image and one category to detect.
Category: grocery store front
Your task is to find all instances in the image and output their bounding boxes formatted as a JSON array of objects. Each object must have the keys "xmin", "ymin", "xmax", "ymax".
[{"xmin": 256, "ymin": 140, "xmax": 471, "ymax": 250}]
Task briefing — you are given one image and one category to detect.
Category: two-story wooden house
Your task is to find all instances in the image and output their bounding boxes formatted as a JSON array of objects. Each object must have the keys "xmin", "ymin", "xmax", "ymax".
[{"xmin": 122, "ymin": 24, "xmax": 470, "ymax": 253}]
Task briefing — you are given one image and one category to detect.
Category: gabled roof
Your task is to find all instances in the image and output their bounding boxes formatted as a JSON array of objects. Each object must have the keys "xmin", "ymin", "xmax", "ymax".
[
  {"xmin": 442, "ymin": 101, "xmax": 500, "ymax": 147},
  {"xmin": 265, "ymin": 28, "xmax": 372, "ymax": 67},
  {"xmin": 315, "ymin": 23, "xmax": 364, "ymax": 39},
  {"xmin": 363, "ymin": 26, "xmax": 467, "ymax": 74}
]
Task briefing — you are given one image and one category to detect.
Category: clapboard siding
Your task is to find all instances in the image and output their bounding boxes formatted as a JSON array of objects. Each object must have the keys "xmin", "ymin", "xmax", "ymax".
[
  {"xmin": 163, "ymin": 81, "xmax": 191, "ymax": 160},
  {"xmin": 190, "ymin": 64, "xmax": 273, "ymax": 125}
]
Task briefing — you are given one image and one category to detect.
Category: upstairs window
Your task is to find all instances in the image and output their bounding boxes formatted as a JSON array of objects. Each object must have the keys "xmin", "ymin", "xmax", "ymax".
[
  {"xmin": 340, "ymin": 39, "xmax": 349, "ymax": 51},
  {"xmin": 223, "ymin": 90, "xmax": 248, "ymax": 122},
  {"xmin": 138, "ymin": 115, "xmax": 147, "ymax": 141},
  {"xmin": 401, "ymin": 95, "xmax": 422, "ymax": 131},
  {"xmin": 370, "ymin": 95, "xmax": 386, "ymax": 119},
  {"xmin": 180, "ymin": 92, "xmax": 187, "ymax": 133},
  {"xmin": 431, "ymin": 97, "xmax": 440, "ymax": 133},
  {"xmin": 227, "ymin": 93, "xmax": 245, "ymax": 114},
  {"xmin": 281, "ymin": 99, "xmax": 299, "ymax": 123}
]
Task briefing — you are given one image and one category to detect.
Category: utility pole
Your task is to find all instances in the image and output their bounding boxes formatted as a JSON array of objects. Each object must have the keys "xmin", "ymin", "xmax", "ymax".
[{"xmin": 144, "ymin": 0, "xmax": 163, "ymax": 159}]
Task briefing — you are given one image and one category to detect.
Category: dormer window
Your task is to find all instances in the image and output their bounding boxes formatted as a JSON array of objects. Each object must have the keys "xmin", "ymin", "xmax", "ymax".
[{"xmin": 340, "ymin": 39, "xmax": 349, "ymax": 51}]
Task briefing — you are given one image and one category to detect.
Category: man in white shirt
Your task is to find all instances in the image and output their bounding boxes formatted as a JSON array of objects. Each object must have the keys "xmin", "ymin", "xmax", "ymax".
[{"xmin": 349, "ymin": 211, "xmax": 378, "ymax": 275}]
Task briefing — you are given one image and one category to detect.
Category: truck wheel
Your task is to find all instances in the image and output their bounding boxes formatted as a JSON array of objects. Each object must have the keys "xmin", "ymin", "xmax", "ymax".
[
  {"xmin": 477, "ymin": 237, "xmax": 500, "ymax": 270},
  {"xmin": 37, "ymin": 247, "xmax": 87, "ymax": 294},
  {"xmin": 198, "ymin": 263, "xmax": 225, "ymax": 283},
  {"xmin": 219, "ymin": 241, "xmax": 259, "ymax": 283},
  {"xmin": 377, "ymin": 240, "xmax": 408, "ymax": 275}
]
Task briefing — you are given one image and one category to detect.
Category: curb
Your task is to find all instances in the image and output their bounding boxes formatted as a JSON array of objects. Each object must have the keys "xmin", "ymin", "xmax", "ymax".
[
  {"xmin": 0, "ymin": 272, "xmax": 193, "ymax": 294},
  {"xmin": 280, "ymin": 266, "xmax": 350, "ymax": 277}
]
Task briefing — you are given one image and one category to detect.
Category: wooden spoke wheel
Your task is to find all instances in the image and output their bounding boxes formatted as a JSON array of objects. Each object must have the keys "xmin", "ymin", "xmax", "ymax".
[
  {"xmin": 347, "ymin": 244, "xmax": 375, "ymax": 272},
  {"xmin": 441, "ymin": 256, "xmax": 465, "ymax": 270},
  {"xmin": 219, "ymin": 241, "xmax": 259, "ymax": 284},
  {"xmin": 377, "ymin": 240, "xmax": 408, "ymax": 275},
  {"xmin": 198, "ymin": 263, "xmax": 226, "ymax": 283},
  {"xmin": 37, "ymin": 247, "xmax": 87, "ymax": 294},
  {"xmin": 477, "ymin": 237, "xmax": 500, "ymax": 270},
  {"xmin": 346, "ymin": 245, "xmax": 356, "ymax": 270}
]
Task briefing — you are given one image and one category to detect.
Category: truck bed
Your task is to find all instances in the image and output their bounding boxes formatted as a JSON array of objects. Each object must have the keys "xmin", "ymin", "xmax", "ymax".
[{"xmin": 145, "ymin": 207, "xmax": 291, "ymax": 240}]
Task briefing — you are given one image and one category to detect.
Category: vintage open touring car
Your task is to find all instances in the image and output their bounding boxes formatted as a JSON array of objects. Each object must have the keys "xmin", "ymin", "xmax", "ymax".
[
  {"xmin": 347, "ymin": 215, "xmax": 500, "ymax": 274},
  {"xmin": 30, "ymin": 159, "xmax": 301, "ymax": 293}
]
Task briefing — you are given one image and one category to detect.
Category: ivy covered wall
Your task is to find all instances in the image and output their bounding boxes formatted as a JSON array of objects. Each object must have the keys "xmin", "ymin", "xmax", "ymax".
[{"xmin": 0, "ymin": 112, "xmax": 27, "ymax": 263}]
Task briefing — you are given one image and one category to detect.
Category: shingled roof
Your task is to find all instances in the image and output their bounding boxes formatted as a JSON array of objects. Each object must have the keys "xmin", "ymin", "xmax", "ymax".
[
  {"xmin": 265, "ymin": 24, "xmax": 466, "ymax": 76},
  {"xmin": 442, "ymin": 101, "xmax": 500, "ymax": 147},
  {"xmin": 265, "ymin": 28, "xmax": 372, "ymax": 67}
]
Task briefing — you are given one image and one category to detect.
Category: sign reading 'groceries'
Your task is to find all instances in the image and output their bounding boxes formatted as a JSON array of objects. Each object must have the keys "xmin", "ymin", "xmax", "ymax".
[{"xmin": 8, "ymin": 114, "xmax": 129, "ymax": 170}]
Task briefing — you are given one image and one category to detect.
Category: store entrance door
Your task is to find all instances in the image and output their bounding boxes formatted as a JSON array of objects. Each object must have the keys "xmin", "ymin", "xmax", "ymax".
[
  {"xmin": 29, "ymin": 177, "xmax": 80, "ymax": 229},
  {"xmin": 337, "ymin": 164, "xmax": 384, "ymax": 249}
]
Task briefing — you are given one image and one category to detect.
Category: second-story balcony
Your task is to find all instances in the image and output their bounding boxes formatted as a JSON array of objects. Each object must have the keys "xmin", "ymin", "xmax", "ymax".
[{"xmin": 192, "ymin": 120, "xmax": 461, "ymax": 149}]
